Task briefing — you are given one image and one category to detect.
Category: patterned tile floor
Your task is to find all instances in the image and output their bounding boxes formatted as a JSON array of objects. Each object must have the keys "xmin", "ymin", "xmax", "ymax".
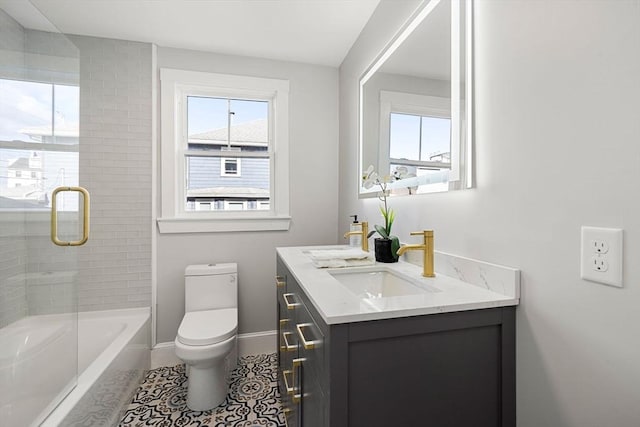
[{"xmin": 119, "ymin": 353, "xmax": 286, "ymax": 427}]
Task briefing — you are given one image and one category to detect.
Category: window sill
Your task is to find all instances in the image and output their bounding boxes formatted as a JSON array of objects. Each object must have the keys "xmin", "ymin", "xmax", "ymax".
[{"xmin": 157, "ymin": 215, "xmax": 291, "ymax": 234}]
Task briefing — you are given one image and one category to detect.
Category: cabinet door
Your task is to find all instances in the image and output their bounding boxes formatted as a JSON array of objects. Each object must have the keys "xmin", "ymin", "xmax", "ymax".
[
  {"xmin": 295, "ymin": 305, "xmax": 324, "ymax": 389},
  {"xmin": 277, "ymin": 274, "xmax": 302, "ymax": 426},
  {"xmin": 299, "ymin": 363, "xmax": 325, "ymax": 427},
  {"xmin": 296, "ymin": 304, "xmax": 325, "ymax": 427}
]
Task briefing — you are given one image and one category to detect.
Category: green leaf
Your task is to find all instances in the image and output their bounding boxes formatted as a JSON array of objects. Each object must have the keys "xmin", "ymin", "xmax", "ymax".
[
  {"xmin": 387, "ymin": 209, "xmax": 395, "ymax": 233},
  {"xmin": 391, "ymin": 236, "xmax": 400, "ymax": 260},
  {"xmin": 379, "ymin": 205, "xmax": 387, "ymax": 220},
  {"xmin": 374, "ymin": 224, "xmax": 389, "ymax": 239},
  {"xmin": 366, "ymin": 230, "xmax": 376, "ymax": 239}
]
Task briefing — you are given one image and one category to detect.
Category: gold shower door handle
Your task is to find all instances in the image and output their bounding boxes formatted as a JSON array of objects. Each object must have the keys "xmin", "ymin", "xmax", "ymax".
[{"xmin": 51, "ymin": 186, "xmax": 90, "ymax": 246}]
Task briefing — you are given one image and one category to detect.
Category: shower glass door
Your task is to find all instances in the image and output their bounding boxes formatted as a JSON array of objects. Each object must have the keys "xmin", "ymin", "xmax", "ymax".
[{"xmin": 0, "ymin": 3, "xmax": 82, "ymax": 425}]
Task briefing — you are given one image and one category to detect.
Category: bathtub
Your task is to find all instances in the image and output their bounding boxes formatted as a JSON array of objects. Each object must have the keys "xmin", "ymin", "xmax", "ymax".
[{"xmin": 0, "ymin": 307, "xmax": 150, "ymax": 427}]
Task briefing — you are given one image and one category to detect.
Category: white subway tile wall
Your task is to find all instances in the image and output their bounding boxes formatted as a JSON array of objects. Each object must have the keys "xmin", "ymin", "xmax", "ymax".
[
  {"xmin": 72, "ymin": 35, "xmax": 153, "ymax": 312},
  {"xmin": 1, "ymin": 24, "xmax": 152, "ymax": 324},
  {"xmin": 0, "ymin": 10, "xmax": 28, "ymax": 327}
]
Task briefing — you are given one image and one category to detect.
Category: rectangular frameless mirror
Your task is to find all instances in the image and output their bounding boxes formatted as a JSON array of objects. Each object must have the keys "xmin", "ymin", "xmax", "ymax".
[{"xmin": 359, "ymin": 0, "xmax": 473, "ymax": 197}]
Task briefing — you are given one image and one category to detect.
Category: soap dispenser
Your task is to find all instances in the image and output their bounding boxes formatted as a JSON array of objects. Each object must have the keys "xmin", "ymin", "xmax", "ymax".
[{"xmin": 349, "ymin": 215, "xmax": 362, "ymax": 248}]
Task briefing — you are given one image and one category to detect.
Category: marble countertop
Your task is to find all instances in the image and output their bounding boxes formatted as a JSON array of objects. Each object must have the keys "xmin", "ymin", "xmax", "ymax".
[{"xmin": 277, "ymin": 245, "xmax": 520, "ymax": 325}]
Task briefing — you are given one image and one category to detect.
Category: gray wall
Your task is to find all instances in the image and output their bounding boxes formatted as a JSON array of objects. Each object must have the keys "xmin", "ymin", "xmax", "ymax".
[
  {"xmin": 339, "ymin": 1, "xmax": 640, "ymax": 426},
  {"xmin": 156, "ymin": 47, "xmax": 339, "ymax": 343}
]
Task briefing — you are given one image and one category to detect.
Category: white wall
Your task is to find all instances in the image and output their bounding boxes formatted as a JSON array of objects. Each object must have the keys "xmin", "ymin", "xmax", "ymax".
[
  {"xmin": 155, "ymin": 47, "xmax": 339, "ymax": 343},
  {"xmin": 339, "ymin": 1, "xmax": 640, "ymax": 426}
]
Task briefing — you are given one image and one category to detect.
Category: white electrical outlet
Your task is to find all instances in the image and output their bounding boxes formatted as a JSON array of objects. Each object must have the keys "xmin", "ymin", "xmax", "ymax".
[
  {"xmin": 591, "ymin": 257, "xmax": 608, "ymax": 272},
  {"xmin": 580, "ymin": 226, "xmax": 623, "ymax": 287},
  {"xmin": 590, "ymin": 240, "xmax": 609, "ymax": 254}
]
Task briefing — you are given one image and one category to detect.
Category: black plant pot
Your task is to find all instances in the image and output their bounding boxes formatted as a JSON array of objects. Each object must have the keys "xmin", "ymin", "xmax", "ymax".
[{"xmin": 374, "ymin": 238, "xmax": 398, "ymax": 263}]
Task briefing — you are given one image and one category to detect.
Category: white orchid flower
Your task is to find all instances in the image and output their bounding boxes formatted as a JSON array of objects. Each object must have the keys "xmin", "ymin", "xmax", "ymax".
[
  {"xmin": 363, "ymin": 178, "xmax": 375, "ymax": 189},
  {"xmin": 364, "ymin": 164, "xmax": 375, "ymax": 178}
]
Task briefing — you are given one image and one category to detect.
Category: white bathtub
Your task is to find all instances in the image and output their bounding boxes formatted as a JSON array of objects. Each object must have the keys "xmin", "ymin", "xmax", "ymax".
[{"xmin": 0, "ymin": 307, "xmax": 150, "ymax": 427}]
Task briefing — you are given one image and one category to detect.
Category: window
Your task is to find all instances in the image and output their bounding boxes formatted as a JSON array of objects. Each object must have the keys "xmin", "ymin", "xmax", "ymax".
[
  {"xmin": 222, "ymin": 158, "xmax": 239, "ymax": 176},
  {"xmin": 159, "ymin": 69, "xmax": 290, "ymax": 233},
  {"xmin": 0, "ymin": 79, "xmax": 79, "ymax": 210},
  {"xmin": 389, "ymin": 113, "xmax": 451, "ymax": 165},
  {"xmin": 219, "ymin": 147, "xmax": 242, "ymax": 177},
  {"xmin": 379, "ymin": 91, "xmax": 455, "ymax": 193}
]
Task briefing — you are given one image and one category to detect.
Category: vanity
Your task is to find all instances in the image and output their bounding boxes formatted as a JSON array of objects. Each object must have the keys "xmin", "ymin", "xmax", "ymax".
[{"xmin": 276, "ymin": 246, "xmax": 520, "ymax": 427}]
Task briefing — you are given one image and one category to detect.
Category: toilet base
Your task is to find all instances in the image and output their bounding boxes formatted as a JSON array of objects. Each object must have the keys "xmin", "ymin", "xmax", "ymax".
[{"xmin": 186, "ymin": 363, "xmax": 228, "ymax": 411}]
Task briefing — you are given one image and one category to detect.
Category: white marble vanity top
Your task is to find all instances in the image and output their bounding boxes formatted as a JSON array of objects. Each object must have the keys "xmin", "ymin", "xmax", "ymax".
[{"xmin": 277, "ymin": 245, "xmax": 520, "ymax": 325}]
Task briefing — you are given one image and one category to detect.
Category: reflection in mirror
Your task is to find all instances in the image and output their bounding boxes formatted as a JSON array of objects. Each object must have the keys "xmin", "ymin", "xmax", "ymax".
[{"xmin": 359, "ymin": 0, "xmax": 473, "ymax": 197}]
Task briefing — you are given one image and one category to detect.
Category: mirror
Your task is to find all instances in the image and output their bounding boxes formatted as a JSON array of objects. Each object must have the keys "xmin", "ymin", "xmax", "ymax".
[{"xmin": 359, "ymin": 0, "xmax": 473, "ymax": 197}]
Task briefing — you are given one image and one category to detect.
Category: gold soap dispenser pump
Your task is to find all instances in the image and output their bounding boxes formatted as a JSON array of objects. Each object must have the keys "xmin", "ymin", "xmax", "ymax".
[{"xmin": 348, "ymin": 215, "xmax": 361, "ymax": 248}]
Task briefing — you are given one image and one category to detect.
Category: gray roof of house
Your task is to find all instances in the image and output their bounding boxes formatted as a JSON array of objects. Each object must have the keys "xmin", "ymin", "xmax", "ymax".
[
  {"xmin": 8, "ymin": 157, "xmax": 41, "ymax": 171},
  {"xmin": 189, "ymin": 119, "xmax": 268, "ymax": 146}
]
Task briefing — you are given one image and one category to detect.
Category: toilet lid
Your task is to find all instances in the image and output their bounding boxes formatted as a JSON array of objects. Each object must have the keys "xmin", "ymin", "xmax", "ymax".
[{"xmin": 177, "ymin": 308, "xmax": 237, "ymax": 346}]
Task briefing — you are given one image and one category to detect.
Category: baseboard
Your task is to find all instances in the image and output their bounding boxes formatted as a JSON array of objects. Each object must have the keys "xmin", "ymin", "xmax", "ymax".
[
  {"xmin": 237, "ymin": 330, "xmax": 276, "ymax": 356},
  {"xmin": 153, "ymin": 330, "xmax": 276, "ymax": 368}
]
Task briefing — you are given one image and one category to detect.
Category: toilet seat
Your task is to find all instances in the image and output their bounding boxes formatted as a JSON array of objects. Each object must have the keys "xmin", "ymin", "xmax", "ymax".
[{"xmin": 177, "ymin": 308, "xmax": 237, "ymax": 346}]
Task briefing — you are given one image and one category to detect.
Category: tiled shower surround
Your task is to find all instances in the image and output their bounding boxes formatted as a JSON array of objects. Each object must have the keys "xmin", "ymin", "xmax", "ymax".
[
  {"xmin": 0, "ymin": 9, "xmax": 153, "ymax": 326},
  {"xmin": 72, "ymin": 35, "xmax": 153, "ymax": 312}
]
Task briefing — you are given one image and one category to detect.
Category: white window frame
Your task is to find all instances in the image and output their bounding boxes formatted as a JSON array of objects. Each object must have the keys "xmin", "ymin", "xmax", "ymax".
[
  {"xmin": 158, "ymin": 68, "xmax": 290, "ymax": 233},
  {"xmin": 379, "ymin": 90, "xmax": 456, "ymax": 176}
]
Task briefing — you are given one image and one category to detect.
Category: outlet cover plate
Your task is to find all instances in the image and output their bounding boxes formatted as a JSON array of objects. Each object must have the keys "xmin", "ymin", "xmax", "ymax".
[{"xmin": 580, "ymin": 226, "xmax": 623, "ymax": 287}]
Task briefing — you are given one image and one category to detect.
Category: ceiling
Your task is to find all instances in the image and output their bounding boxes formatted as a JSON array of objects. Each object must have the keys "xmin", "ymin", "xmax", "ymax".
[{"xmin": 3, "ymin": 0, "xmax": 381, "ymax": 67}]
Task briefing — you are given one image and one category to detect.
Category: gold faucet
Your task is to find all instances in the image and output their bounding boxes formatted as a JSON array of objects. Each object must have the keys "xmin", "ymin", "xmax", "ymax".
[
  {"xmin": 343, "ymin": 221, "xmax": 369, "ymax": 252},
  {"xmin": 396, "ymin": 230, "xmax": 435, "ymax": 277}
]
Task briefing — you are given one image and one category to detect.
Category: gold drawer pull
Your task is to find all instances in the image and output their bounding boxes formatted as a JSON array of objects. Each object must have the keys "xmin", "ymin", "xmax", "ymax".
[
  {"xmin": 283, "ymin": 293, "xmax": 299, "ymax": 310},
  {"xmin": 296, "ymin": 323, "xmax": 320, "ymax": 350},
  {"xmin": 281, "ymin": 331, "xmax": 297, "ymax": 352},
  {"xmin": 279, "ymin": 318, "xmax": 289, "ymax": 327},
  {"xmin": 292, "ymin": 358, "xmax": 305, "ymax": 403},
  {"xmin": 276, "ymin": 275, "xmax": 286, "ymax": 288},
  {"xmin": 283, "ymin": 369, "xmax": 294, "ymax": 395}
]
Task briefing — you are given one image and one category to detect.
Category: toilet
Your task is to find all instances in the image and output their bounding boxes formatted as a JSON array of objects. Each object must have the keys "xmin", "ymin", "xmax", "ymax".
[{"xmin": 174, "ymin": 263, "xmax": 238, "ymax": 411}]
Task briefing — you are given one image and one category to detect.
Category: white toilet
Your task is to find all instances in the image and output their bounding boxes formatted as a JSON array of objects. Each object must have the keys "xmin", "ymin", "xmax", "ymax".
[{"xmin": 175, "ymin": 263, "xmax": 238, "ymax": 411}]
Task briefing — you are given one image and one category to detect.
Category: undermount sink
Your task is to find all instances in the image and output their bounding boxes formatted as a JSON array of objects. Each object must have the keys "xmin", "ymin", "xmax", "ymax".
[{"xmin": 329, "ymin": 268, "xmax": 438, "ymax": 299}]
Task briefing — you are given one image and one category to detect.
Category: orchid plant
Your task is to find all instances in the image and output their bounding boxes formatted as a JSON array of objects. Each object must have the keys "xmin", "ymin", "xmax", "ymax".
[{"xmin": 362, "ymin": 165, "xmax": 400, "ymax": 260}]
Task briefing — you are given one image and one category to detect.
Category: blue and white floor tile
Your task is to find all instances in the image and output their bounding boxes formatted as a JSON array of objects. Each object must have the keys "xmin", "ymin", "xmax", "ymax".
[{"xmin": 119, "ymin": 353, "xmax": 285, "ymax": 427}]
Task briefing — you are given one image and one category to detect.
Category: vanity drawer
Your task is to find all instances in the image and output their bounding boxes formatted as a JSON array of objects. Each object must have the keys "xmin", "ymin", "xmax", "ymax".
[{"xmin": 295, "ymin": 303, "xmax": 324, "ymax": 388}]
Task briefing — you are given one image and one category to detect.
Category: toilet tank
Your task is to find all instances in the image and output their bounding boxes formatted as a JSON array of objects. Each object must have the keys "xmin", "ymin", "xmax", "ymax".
[{"xmin": 184, "ymin": 263, "xmax": 237, "ymax": 312}]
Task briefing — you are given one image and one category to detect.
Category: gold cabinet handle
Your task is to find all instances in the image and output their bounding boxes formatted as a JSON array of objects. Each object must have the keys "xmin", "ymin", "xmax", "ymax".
[
  {"xmin": 292, "ymin": 357, "xmax": 305, "ymax": 403},
  {"xmin": 281, "ymin": 331, "xmax": 297, "ymax": 352},
  {"xmin": 51, "ymin": 186, "xmax": 90, "ymax": 246},
  {"xmin": 276, "ymin": 275, "xmax": 286, "ymax": 288},
  {"xmin": 283, "ymin": 293, "xmax": 299, "ymax": 310},
  {"xmin": 283, "ymin": 369, "xmax": 294, "ymax": 395},
  {"xmin": 296, "ymin": 323, "xmax": 321, "ymax": 350},
  {"xmin": 279, "ymin": 318, "xmax": 289, "ymax": 327}
]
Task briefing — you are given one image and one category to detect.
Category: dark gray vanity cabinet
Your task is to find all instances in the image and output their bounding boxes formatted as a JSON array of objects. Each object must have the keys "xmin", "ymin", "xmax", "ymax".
[{"xmin": 276, "ymin": 256, "xmax": 516, "ymax": 427}]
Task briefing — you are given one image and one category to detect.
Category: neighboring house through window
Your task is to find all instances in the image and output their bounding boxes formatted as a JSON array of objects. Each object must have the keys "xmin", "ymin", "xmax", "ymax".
[
  {"xmin": 159, "ymin": 69, "xmax": 290, "ymax": 233},
  {"xmin": 0, "ymin": 78, "xmax": 79, "ymax": 210}
]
